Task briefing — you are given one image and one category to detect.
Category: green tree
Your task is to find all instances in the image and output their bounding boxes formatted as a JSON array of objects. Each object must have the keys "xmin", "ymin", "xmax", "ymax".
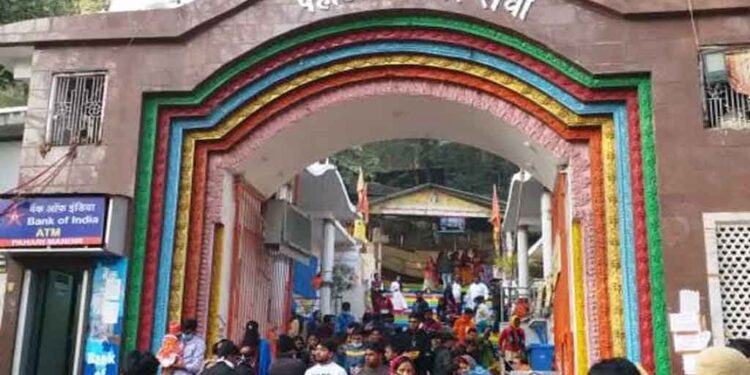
[
  {"xmin": 0, "ymin": 0, "xmax": 108, "ymax": 107},
  {"xmin": 331, "ymin": 139, "xmax": 518, "ymax": 199}
]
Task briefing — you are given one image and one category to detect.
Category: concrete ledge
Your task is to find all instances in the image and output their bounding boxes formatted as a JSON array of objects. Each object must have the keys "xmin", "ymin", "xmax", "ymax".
[{"xmin": 0, "ymin": 107, "xmax": 26, "ymax": 140}]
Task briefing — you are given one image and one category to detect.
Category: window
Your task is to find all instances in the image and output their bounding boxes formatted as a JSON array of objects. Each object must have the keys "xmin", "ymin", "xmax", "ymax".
[
  {"xmin": 703, "ymin": 213, "xmax": 750, "ymax": 345},
  {"xmin": 47, "ymin": 72, "xmax": 107, "ymax": 146},
  {"xmin": 701, "ymin": 48, "xmax": 750, "ymax": 129}
]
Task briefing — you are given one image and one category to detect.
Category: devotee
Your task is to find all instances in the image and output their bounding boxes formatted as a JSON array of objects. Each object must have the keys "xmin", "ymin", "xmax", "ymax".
[
  {"xmin": 367, "ymin": 326, "xmax": 385, "ymax": 344},
  {"xmin": 304, "ymin": 340, "xmax": 347, "ymax": 375},
  {"xmin": 124, "ymin": 351, "xmax": 160, "ymax": 375},
  {"xmin": 588, "ymin": 358, "xmax": 642, "ymax": 375},
  {"xmin": 413, "ymin": 291, "xmax": 431, "ymax": 318},
  {"xmin": 466, "ymin": 277, "xmax": 489, "ymax": 310},
  {"xmin": 390, "ymin": 276, "xmax": 409, "ymax": 312},
  {"xmin": 498, "ymin": 316, "xmax": 525, "ymax": 364},
  {"xmin": 431, "ymin": 332, "xmax": 455, "ymax": 375},
  {"xmin": 437, "ymin": 251, "xmax": 453, "ymax": 289},
  {"xmin": 341, "ymin": 327, "xmax": 367, "ymax": 374},
  {"xmin": 473, "ymin": 297, "xmax": 493, "ymax": 334},
  {"xmin": 361, "ymin": 342, "xmax": 389, "ymax": 375},
  {"xmin": 173, "ymin": 319, "xmax": 205, "ymax": 375},
  {"xmin": 455, "ymin": 354, "xmax": 490, "ymax": 375},
  {"xmin": 451, "ymin": 280, "xmax": 463, "ymax": 313},
  {"xmin": 391, "ymin": 355, "xmax": 418, "ymax": 375},
  {"xmin": 336, "ymin": 302, "xmax": 357, "ymax": 334},
  {"xmin": 453, "ymin": 308, "xmax": 476, "ymax": 343},
  {"xmin": 421, "ymin": 310, "xmax": 442, "ymax": 333},
  {"xmin": 268, "ymin": 335, "xmax": 306, "ymax": 375},
  {"xmin": 695, "ymin": 346, "xmax": 750, "ymax": 375},
  {"xmin": 404, "ymin": 313, "xmax": 432, "ymax": 375},
  {"xmin": 200, "ymin": 339, "xmax": 239, "ymax": 375}
]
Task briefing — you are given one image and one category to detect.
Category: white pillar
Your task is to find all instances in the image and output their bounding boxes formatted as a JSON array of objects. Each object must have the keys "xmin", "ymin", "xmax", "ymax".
[
  {"xmin": 504, "ymin": 231, "xmax": 514, "ymax": 258},
  {"xmin": 517, "ymin": 226, "xmax": 529, "ymax": 295},
  {"xmin": 320, "ymin": 219, "xmax": 336, "ymax": 316},
  {"xmin": 541, "ymin": 191, "xmax": 553, "ymax": 279}
]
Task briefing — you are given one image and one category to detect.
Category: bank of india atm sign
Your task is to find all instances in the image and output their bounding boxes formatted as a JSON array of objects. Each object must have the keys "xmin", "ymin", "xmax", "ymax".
[{"xmin": 0, "ymin": 196, "xmax": 128, "ymax": 253}]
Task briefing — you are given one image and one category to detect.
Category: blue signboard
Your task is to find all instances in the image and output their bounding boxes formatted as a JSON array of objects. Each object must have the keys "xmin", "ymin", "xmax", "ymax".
[
  {"xmin": 83, "ymin": 258, "xmax": 128, "ymax": 375},
  {"xmin": 0, "ymin": 196, "xmax": 106, "ymax": 248}
]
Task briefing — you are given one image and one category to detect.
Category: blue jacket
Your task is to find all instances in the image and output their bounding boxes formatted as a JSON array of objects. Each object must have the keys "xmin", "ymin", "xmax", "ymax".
[{"xmin": 335, "ymin": 312, "xmax": 356, "ymax": 333}]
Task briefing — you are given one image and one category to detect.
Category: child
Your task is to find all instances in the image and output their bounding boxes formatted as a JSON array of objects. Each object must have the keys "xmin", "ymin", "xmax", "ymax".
[{"xmin": 156, "ymin": 322, "xmax": 183, "ymax": 373}]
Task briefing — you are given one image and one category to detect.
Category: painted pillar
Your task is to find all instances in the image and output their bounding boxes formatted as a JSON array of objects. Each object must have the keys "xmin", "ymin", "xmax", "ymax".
[
  {"xmin": 321, "ymin": 219, "xmax": 336, "ymax": 316},
  {"xmin": 541, "ymin": 191, "xmax": 553, "ymax": 279},
  {"xmin": 517, "ymin": 226, "xmax": 529, "ymax": 295}
]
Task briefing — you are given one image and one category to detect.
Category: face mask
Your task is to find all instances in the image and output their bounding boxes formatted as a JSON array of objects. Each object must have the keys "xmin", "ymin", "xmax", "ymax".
[
  {"xmin": 182, "ymin": 333, "xmax": 194, "ymax": 341},
  {"xmin": 351, "ymin": 342, "xmax": 363, "ymax": 348}
]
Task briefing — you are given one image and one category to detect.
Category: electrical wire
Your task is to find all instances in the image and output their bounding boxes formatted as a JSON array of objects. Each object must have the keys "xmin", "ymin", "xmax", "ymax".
[
  {"xmin": 0, "ymin": 144, "xmax": 78, "ymax": 218},
  {"xmin": 687, "ymin": 0, "xmax": 701, "ymax": 50}
]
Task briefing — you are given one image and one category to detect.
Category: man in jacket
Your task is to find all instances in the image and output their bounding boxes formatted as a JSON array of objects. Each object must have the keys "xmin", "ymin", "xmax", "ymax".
[
  {"xmin": 268, "ymin": 335, "xmax": 307, "ymax": 375},
  {"xmin": 404, "ymin": 314, "xmax": 431, "ymax": 375},
  {"xmin": 431, "ymin": 332, "xmax": 455, "ymax": 375},
  {"xmin": 173, "ymin": 319, "xmax": 206, "ymax": 375}
]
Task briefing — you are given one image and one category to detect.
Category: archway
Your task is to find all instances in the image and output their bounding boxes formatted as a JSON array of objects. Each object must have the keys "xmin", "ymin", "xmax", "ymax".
[{"xmin": 126, "ymin": 12, "xmax": 667, "ymax": 374}]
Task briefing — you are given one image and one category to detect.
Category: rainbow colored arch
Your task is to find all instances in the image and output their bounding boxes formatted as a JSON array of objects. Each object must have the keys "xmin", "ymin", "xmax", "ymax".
[{"xmin": 126, "ymin": 13, "xmax": 669, "ymax": 375}]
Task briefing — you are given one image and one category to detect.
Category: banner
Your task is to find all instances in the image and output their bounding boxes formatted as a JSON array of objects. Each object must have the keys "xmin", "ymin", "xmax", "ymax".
[
  {"xmin": 727, "ymin": 51, "xmax": 750, "ymax": 96},
  {"xmin": 83, "ymin": 258, "xmax": 128, "ymax": 375},
  {"xmin": 0, "ymin": 196, "xmax": 106, "ymax": 248}
]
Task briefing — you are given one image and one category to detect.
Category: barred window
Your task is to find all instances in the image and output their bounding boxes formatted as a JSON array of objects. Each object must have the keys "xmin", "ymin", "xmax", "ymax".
[
  {"xmin": 715, "ymin": 223, "xmax": 750, "ymax": 339},
  {"xmin": 47, "ymin": 72, "xmax": 107, "ymax": 146},
  {"xmin": 701, "ymin": 48, "xmax": 750, "ymax": 130},
  {"xmin": 704, "ymin": 213, "xmax": 750, "ymax": 345}
]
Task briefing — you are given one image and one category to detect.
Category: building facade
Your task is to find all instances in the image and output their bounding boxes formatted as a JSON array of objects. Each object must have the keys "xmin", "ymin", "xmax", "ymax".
[{"xmin": 0, "ymin": 1, "xmax": 749, "ymax": 374}]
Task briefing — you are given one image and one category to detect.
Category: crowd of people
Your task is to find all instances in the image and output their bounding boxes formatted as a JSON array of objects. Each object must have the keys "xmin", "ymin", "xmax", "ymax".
[
  {"xmin": 119, "ymin": 249, "xmax": 750, "ymax": 375},
  {"xmin": 122, "ymin": 314, "xmax": 750, "ymax": 375}
]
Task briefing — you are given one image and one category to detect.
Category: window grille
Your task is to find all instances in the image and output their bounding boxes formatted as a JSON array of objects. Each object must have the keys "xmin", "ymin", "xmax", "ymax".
[
  {"xmin": 715, "ymin": 223, "xmax": 750, "ymax": 339},
  {"xmin": 47, "ymin": 72, "xmax": 107, "ymax": 145},
  {"xmin": 701, "ymin": 49, "xmax": 750, "ymax": 129}
]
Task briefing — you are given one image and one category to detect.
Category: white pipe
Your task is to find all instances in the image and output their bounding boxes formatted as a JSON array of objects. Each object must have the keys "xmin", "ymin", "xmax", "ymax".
[
  {"xmin": 517, "ymin": 226, "xmax": 529, "ymax": 295},
  {"xmin": 541, "ymin": 191, "xmax": 553, "ymax": 278},
  {"xmin": 12, "ymin": 270, "xmax": 31, "ymax": 375},
  {"xmin": 71, "ymin": 270, "xmax": 90, "ymax": 375},
  {"xmin": 320, "ymin": 219, "xmax": 336, "ymax": 316}
]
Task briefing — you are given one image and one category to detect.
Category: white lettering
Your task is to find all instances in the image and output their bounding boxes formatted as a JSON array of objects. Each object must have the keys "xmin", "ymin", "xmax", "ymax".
[
  {"xmin": 86, "ymin": 351, "xmax": 116, "ymax": 366},
  {"xmin": 45, "ymin": 202, "xmax": 67, "ymax": 213},
  {"xmin": 9, "ymin": 237, "xmax": 96, "ymax": 246},
  {"xmin": 71, "ymin": 215, "xmax": 100, "ymax": 225},
  {"xmin": 504, "ymin": 0, "xmax": 534, "ymax": 20},
  {"xmin": 29, "ymin": 204, "xmax": 45, "ymax": 214},
  {"xmin": 297, "ymin": 0, "xmax": 536, "ymax": 20},
  {"xmin": 27, "ymin": 216, "xmax": 54, "ymax": 226}
]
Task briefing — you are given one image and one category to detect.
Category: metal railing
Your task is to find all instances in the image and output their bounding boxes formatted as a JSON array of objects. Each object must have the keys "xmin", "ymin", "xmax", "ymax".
[
  {"xmin": 494, "ymin": 283, "xmax": 547, "ymax": 323},
  {"xmin": 704, "ymin": 81, "xmax": 750, "ymax": 129}
]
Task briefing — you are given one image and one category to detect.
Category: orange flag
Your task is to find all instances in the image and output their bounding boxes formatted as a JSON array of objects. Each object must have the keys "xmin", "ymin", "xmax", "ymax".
[
  {"xmin": 356, "ymin": 168, "xmax": 369, "ymax": 223},
  {"xmin": 490, "ymin": 184, "xmax": 502, "ymax": 252}
]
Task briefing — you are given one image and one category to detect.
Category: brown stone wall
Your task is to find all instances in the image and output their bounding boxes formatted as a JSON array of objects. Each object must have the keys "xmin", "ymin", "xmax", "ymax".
[{"xmin": 1, "ymin": 0, "xmax": 750, "ymax": 372}]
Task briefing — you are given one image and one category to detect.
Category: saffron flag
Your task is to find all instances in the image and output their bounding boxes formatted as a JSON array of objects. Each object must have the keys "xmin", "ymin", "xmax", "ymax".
[
  {"xmin": 353, "ymin": 167, "xmax": 369, "ymax": 243},
  {"xmin": 356, "ymin": 168, "xmax": 369, "ymax": 223},
  {"xmin": 490, "ymin": 184, "xmax": 502, "ymax": 253}
]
